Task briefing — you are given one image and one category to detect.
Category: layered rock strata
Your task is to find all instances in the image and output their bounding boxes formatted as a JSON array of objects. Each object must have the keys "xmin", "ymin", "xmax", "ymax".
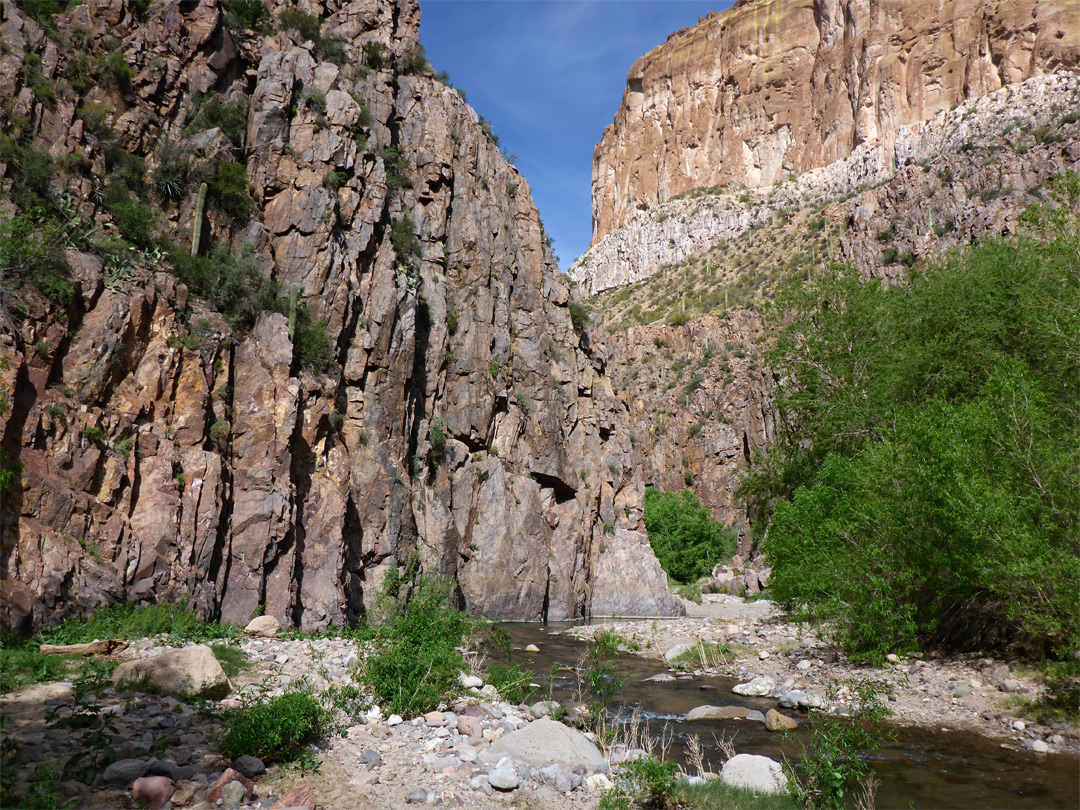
[
  {"xmin": 575, "ymin": 73, "xmax": 1080, "ymax": 294},
  {"xmin": 0, "ymin": 0, "xmax": 680, "ymax": 631},
  {"xmin": 590, "ymin": 0, "xmax": 1079, "ymax": 244}
]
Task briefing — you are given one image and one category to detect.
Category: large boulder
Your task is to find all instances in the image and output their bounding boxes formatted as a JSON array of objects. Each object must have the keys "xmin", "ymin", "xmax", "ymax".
[
  {"xmin": 482, "ymin": 718, "xmax": 605, "ymax": 770},
  {"xmin": 111, "ymin": 645, "xmax": 231, "ymax": 699},
  {"xmin": 720, "ymin": 754, "xmax": 788, "ymax": 795}
]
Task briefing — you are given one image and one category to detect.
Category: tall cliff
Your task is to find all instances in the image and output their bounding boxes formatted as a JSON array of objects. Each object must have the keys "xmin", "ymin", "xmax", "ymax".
[
  {"xmin": 590, "ymin": 0, "xmax": 1079, "ymax": 244},
  {"xmin": 0, "ymin": 0, "xmax": 680, "ymax": 632}
]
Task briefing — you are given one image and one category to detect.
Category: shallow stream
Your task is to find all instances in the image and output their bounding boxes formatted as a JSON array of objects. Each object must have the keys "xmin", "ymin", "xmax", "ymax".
[{"xmin": 504, "ymin": 625, "xmax": 1080, "ymax": 809}]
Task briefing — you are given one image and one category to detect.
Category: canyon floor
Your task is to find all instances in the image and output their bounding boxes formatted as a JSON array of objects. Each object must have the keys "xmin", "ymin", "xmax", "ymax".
[{"xmin": 1, "ymin": 596, "xmax": 1076, "ymax": 810}]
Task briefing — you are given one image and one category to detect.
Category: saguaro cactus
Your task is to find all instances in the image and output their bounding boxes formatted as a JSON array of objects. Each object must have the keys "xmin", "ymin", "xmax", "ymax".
[{"xmin": 191, "ymin": 182, "xmax": 207, "ymax": 257}]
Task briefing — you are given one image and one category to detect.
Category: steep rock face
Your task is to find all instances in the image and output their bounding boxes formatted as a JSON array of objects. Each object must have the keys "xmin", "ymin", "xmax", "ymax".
[
  {"xmin": 605, "ymin": 313, "xmax": 774, "ymax": 555},
  {"xmin": 590, "ymin": 0, "xmax": 1079, "ymax": 244},
  {"xmin": 0, "ymin": 0, "xmax": 681, "ymax": 630},
  {"xmin": 574, "ymin": 72, "xmax": 1080, "ymax": 295}
]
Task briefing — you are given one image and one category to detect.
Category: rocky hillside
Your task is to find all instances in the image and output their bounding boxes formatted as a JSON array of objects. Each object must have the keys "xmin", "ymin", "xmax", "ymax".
[
  {"xmin": 0, "ymin": 0, "xmax": 680, "ymax": 632},
  {"xmin": 589, "ymin": 0, "xmax": 1079, "ymax": 245},
  {"xmin": 570, "ymin": 0, "xmax": 1079, "ymax": 558}
]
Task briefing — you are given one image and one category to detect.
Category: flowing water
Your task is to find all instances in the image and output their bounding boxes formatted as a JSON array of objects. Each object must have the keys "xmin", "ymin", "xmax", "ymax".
[{"xmin": 503, "ymin": 625, "xmax": 1080, "ymax": 809}]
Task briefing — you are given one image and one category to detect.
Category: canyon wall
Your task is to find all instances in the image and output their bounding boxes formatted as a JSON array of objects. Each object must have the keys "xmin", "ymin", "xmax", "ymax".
[
  {"xmin": 0, "ymin": 0, "xmax": 680, "ymax": 632},
  {"xmin": 590, "ymin": 0, "xmax": 1079, "ymax": 245}
]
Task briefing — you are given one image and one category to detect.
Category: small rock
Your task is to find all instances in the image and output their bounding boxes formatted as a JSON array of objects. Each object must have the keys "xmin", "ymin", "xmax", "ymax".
[
  {"xmin": 362, "ymin": 749, "xmax": 383, "ymax": 765},
  {"xmin": 387, "ymin": 714, "xmax": 403, "ymax": 726},
  {"xmin": 488, "ymin": 766, "xmax": 520, "ymax": 791},
  {"xmin": 795, "ymin": 659, "xmax": 812, "ymax": 671},
  {"xmin": 270, "ymin": 785, "xmax": 316, "ymax": 810},
  {"xmin": 424, "ymin": 711, "xmax": 446, "ymax": 727},
  {"xmin": 233, "ymin": 755, "xmax": 265, "ymax": 778},
  {"xmin": 131, "ymin": 776, "xmax": 174, "ymax": 809},
  {"xmin": 952, "ymin": 685, "xmax": 973, "ymax": 698},
  {"xmin": 244, "ymin": 615, "xmax": 280, "ymax": 638},
  {"xmin": 1029, "ymin": 739, "xmax": 1050, "ymax": 754},
  {"xmin": 459, "ymin": 674, "xmax": 483, "ymax": 689},
  {"xmin": 221, "ymin": 780, "xmax": 247, "ymax": 806},
  {"xmin": 1002, "ymin": 679, "xmax": 1024, "ymax": 693},
  {"xmin": 732, "ymin": 677, "xmax": 775, "ymax": 697},
  {"xmin": 686, "ymin": 705, "xmax": 754, "ymax": 722},
  {"xmin": 103, "ymin": 758, "xmax": 150, "ymax": 787},
  {"xmin": 406, "ymin": 787, "xmax": 429, "ymax": 804},
  {"xmin": 665, "ymin": 643, "xmax": 694, "ymax": 662},
  {"xmin": 206, "ymin": 768, "xmax": 253, "ymax": 804},
  {"xmin": 586, "ymin": 773, "xmax": 613, "ymax": 791},
  {"xmin": 765, "ymin": 709, "xmax": 799, "ymax": 732},
  {"xmin": 169, "ymin": 780, "xmax": 198, "ymax": 807},
  {"xmin": 645, "ymin": 673, "xmax": 676, "ymax": 683},
  {"xmin": 886, "ymin": 654, "xmax": 900, "ymax": 664},
  {"xmin": 720, "ymin": 754, "xmax": 787, "ymax": 795},
  {"xmin": 525, "ymin": 644, "xmax": 540, "ymax": 653},
  {"xmin": 758, "ymin": 650, "xmax": 770, "ymax": 660}
]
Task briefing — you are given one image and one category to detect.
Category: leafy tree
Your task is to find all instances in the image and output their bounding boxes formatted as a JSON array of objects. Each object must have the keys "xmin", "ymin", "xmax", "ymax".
[
  {"xmin": 748, "ymin": 173, "xmax": 1080, "ymax": 661},
  {"xmin": 643, "ymin": 487, "xmax": 736, "ymax": 584}
]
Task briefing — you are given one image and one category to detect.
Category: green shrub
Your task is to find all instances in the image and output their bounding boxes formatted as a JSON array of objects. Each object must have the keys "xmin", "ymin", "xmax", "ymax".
[
  {"xmin": 209, "ymin": 642, "xmax": 247, "ymax": 679},
  {"xmin": 187, "ymin": 95, "xmax": 247, "ymax": 149},
  {"xmin": 0, "ymin": 638, "xmax": 76, "ymax": 694},
  {"xmin": 207, "ymin": 160, "xmax": 254, "ymax": 222},
  {"xmin": 322, "ymin": 170, "xmax": 348, "ymax": 191},
  {"xmin": 221, "ymin": 688, "xmax": 327, "ymax": 764},
  {"xmin": 316, "ymin": 37, "xmax": 346, "ymax": 66},
  {"xmin": 360, "ymin": 572, "xmax": 472, "ymax": 717},
  {"xmin": 105, "ymin": 185, "xmax": 156, "ymax": 247},
  {"xmin": 292, "ymin": 304, "xmax": 333, "ymax": 371},
  {"xmin": 0, "ymin": 137, "xmax": 58, "ymax": 211},
  {"xmin": 381, "ymin": 145, "xmax": 410, "ymax": 193},
  {"xmin": 390, "ymin": 215, "xmax": 421, "ymax": 266},
  {"xmin": 277, "ymin": 8, "xmax": 321, "ymax": 42},
  {"xmin": 361, "ymin": 42, "xmax": 386, "ymax": 69},
  {"xmin": 222, "ymin": 0, "xmax": 271, "ymax": 33},
  {"xmin": 100, "ymin": 51, "xmax": 133, "ymax": 93},
  {"xmin": 746, "ymin": 174, "xmax": 1080, "ymax": 662},
  {"xmin": 568, "ymin": 299, "xmax": 591, "ymax": 333},
  {"xmin": 643, "ymin": 488, "xmax": 736, "ymax": 584},
  {"xmin": 486, "ymin": 662, "xmax": 531, "ymax": 704},
  {"xmin": 786, "ymin": 680, "xmax": 891, "ymax": 809},
  {"xmin": 397, "ymin": 44, "xmax": 430, "ymax": 75},
  {"xmin": 599, "ymin": 758, "xmax": 678, "ymax": 810},
  {"xmin": 0, "ymin": 212, "xmax": 70, "ymax": 291},
  {"xmin": 166, "ymin": 241, "xmax": 278, "ymax": 330}
]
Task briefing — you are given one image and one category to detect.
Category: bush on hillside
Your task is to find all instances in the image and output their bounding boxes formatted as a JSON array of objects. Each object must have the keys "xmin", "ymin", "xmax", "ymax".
[
  {"xmin": 643, "ymin": 487, "xmax": 736, "ymax": 584},
  {"xmin": 747, "ymin": 173, "xmax": 1080, "ymax": 662}
]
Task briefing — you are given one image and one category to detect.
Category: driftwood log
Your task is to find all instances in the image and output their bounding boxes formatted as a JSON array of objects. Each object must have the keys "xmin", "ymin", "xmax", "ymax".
[{"xmin": 38, "ymin": 639, "xmax": 130, "ymax": 657}]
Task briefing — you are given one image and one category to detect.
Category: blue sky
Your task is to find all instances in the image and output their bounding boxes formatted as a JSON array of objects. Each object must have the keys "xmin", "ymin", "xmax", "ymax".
[{"xmin": 419, "ymin": 0, "xmax": 730, "ymax": 269}]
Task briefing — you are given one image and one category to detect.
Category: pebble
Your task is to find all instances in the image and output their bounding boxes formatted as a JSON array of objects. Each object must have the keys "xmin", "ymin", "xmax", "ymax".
[
  {"xmin": 488, "ymin": 767, "xmax": 520, "ymax": 791},
  {"xmin": 1029, "ymin": 740, "xmax": 1050, "ymax": 754},
  {"xmin": 405, "ymin": 787, "xmax": 429, "ymax": 803}
]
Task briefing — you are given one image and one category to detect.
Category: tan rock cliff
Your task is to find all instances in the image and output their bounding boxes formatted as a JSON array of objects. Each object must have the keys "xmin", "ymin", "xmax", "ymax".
[{"xmin": 590, "ymin": 0, "xmax": 1079, "ymax": 244}]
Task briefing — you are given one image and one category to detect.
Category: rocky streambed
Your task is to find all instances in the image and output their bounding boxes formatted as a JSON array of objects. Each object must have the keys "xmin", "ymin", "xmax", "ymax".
[
  {"xmin": 3, "ymin": 597, "xmax": 1078, "ymax": 810},
  {"xmin": 554, "ymin": 595, "xmax": 1080, "ymax": 808}
]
